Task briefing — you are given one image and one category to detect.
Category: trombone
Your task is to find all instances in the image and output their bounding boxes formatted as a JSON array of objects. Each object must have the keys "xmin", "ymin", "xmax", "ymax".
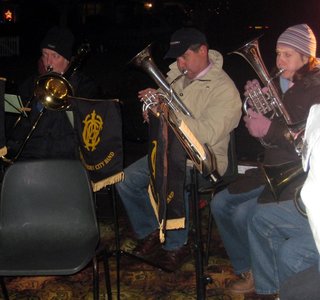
[{"xmin": 1, "ymin": 44, "xmax": 90, "ymax": 164}]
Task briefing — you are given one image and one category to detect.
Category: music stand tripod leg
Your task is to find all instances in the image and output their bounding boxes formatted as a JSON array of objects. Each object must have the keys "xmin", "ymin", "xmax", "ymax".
[{"xmin": 189, "ymin": 167, "xmax": 213, "ymax": 300}]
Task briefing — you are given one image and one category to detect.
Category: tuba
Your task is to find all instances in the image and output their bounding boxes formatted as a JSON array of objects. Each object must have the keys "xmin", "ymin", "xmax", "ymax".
[
  {"xmin": 129, "ymin": 44, "xmax": 220, "ymax": 182},
  {"xmin": 230, "ymin": 36, "xmax": 305, "ymax": 200}
]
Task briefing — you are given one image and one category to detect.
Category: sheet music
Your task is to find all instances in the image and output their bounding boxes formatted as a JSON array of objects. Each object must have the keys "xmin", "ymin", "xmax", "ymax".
[{"xmin": 4, "ymin": 93, "xmax": 24, "ymax": 114}]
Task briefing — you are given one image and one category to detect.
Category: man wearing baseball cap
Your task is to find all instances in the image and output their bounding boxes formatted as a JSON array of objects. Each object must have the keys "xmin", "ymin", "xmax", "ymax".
[{"xmin": 116, "ymin": 27, "xmax": 242, "ymax": 270}]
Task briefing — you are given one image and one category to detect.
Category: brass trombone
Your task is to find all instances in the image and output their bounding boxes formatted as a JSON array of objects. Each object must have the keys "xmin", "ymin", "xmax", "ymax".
[{"xmin": 1, "ymin": 44, "xmax": 90, "ymax": 164}]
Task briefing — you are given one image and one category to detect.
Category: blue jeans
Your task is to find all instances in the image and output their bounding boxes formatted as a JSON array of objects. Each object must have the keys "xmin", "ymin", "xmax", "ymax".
[
  {"xmin": 210, "ymin": 185, "xmax": 264, "ymax": 274},
  {"xmin": 115, "ymin": 155, "xmax": 189, "ymax": 250},
  {"xmin": 248, "ymin": 200, "xmax": 319, "ymax": 295}
]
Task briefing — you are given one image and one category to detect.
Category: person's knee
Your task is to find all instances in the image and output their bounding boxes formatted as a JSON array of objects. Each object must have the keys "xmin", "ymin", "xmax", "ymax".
[{"xmin": 233, "ymin": 205, "xmax": 250, "ymax": 228}]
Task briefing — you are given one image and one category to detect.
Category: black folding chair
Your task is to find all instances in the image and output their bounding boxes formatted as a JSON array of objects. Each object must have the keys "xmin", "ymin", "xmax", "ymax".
[{"xmin": 0, "ymin": 159, "xmax": 112, "ymax": 300}]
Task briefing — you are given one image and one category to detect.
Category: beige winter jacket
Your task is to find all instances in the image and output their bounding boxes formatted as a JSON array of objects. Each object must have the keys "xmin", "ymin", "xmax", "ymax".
[{"xmin": 167, "ymin": 50, "xmax": 242, "ymax": 175}]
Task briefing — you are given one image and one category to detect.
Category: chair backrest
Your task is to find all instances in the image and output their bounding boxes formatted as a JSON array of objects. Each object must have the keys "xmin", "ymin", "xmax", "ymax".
[
  {"xmin": 197, "ymin": 130, "xmax": 238, "ymax": 192},
  {"xmin": 0, "ymin": 159, "xmax": 99, "ymax": 276},
  {"xmin": 223, "ymin": 130, "xmax": 238, "ymax": 180}
]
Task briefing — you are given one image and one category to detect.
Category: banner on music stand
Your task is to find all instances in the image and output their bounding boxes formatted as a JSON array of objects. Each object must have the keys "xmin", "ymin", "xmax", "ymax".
[
  {"xmin": 147, "ymin": 106, "xmax": 186, "ymax": 242},
  {"xmin": 73, "ymin": 98, "xmax": 124, "ymax": 192}
]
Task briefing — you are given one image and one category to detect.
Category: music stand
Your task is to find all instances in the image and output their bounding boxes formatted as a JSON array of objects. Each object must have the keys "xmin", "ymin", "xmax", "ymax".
[{"xmin": 189, "ymin": 167, "xmax": 213, "ymax": 300}]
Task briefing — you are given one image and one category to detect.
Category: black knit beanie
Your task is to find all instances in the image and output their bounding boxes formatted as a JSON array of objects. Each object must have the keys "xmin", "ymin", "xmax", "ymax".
[{"xmin": 40, "ymin": 26, "xmax": 74, "ymax": 60}]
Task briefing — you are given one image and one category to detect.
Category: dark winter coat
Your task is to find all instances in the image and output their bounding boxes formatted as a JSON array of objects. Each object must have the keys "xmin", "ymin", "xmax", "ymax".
[{"xmin": 228, "ymin": 67, "xmax": 320, "ymax": 203}]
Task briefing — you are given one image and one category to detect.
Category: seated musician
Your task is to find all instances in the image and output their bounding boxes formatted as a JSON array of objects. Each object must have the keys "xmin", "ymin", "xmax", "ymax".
[
  {"xmin": 6, "ymin": 26, "xmax": 100, "ymax": 161},
  {"xmin": 116, "ymin": 27, "xmax": 242, "ymax": 271},
  {"xmin": 210, "ymin": 24, "xmax": 320, "ymax": 298}
]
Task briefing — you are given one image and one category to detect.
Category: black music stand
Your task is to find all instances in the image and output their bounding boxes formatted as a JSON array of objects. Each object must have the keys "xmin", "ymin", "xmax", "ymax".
[
  {"xmin": 189, "ymin": 167, "xmax": 213, "ymax": 300},
  {"xmin": 94, "ymin": 185, "xmax": 122, "ymax": 300}
]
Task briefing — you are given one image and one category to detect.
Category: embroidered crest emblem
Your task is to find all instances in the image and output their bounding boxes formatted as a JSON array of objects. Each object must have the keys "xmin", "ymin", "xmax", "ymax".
[{"xmin": 82, "ymin": 110, "xmax": 103, "ymax": 151}]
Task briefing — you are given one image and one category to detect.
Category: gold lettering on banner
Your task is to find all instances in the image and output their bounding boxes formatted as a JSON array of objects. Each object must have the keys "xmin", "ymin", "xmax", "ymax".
[
  {"xmin": 82, "ymin": 110, "xmax": 103, "ymax": 151},
  {"xmin": 80, "ymin": 151, "xmax": 115, "ymax": 170},
  {"xmin": 150, "ymin": 140, "xmax": 157, "ymax": 178}
]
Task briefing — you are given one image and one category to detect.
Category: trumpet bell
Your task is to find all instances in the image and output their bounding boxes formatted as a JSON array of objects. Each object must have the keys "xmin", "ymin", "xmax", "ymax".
[{"xmin": 34, "ymin": 73, "xmax": 73, "ymax": 111}]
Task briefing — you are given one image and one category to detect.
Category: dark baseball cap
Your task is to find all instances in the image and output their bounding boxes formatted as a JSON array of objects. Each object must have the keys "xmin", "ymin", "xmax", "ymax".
[{"xmin": 164, "ymin": 28, "xmax": 207, "ymax": 59}]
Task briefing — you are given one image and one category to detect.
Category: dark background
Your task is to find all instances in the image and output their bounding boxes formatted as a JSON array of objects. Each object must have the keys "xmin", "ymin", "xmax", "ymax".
[{"xmin": 1, "ymin": 0, "xmax": 320, "ymax": 163}]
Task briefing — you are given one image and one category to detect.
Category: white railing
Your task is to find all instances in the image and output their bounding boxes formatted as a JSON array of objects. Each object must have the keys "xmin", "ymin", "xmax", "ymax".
[{"xmin": 0, "ymin": 36, "xmax": 19, "ymax": 57}]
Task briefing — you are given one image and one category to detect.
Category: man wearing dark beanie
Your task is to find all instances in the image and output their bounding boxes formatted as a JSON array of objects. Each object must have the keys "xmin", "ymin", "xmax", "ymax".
[
  {"xmin": 40, "ymin": 26, "xmax": 74, "ymax": 74},
  {"xmin": 6, "ymin": 26, "xmax": 100, "ymax": 160}
]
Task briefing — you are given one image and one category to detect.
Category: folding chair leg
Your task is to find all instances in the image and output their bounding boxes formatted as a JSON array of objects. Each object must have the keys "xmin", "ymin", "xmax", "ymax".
[
  {"xmin": 111, "ymin": 185, "xmax": 121, "ymax": 300},
  {"xmin": 92, "ymin": 257, "xmax": 99, "ymax": 300},
  {"xmin": 101, "ymin": 248, "xmax": 113, "ymax": 300},
  {"xmin": 205, "ymin": 208, "xmax": 213, "ymax": 267},
  {"xmin": 0, "ymin": 277, "xmax": 9, "ymax": 300}
]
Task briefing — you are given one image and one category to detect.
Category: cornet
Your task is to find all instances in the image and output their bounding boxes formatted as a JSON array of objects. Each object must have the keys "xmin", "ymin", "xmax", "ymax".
[
  {"xmin": 230, "ymin": 36, "xmax": 306, "ymax": 201},
  {"xmin": 230, "ymin": 36, "xmax": 305, "ymax": 155}
]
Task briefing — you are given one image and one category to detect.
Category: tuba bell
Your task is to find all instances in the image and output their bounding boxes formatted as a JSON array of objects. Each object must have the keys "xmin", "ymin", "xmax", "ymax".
[{"xmin": 129, "ymin": 44, "xmax": 220, "ymax": 182}]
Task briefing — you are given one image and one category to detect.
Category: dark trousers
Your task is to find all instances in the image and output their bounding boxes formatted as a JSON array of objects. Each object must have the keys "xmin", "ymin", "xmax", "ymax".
[{"xmin": 280, "ymin": 264, "xmax": 320, "ymax": 300}]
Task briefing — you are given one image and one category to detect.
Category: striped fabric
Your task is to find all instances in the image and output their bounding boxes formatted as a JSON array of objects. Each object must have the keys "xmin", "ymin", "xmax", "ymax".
[{"xmin": 277, "ymin": 24, "xmax": 317, "ymax": 58}]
